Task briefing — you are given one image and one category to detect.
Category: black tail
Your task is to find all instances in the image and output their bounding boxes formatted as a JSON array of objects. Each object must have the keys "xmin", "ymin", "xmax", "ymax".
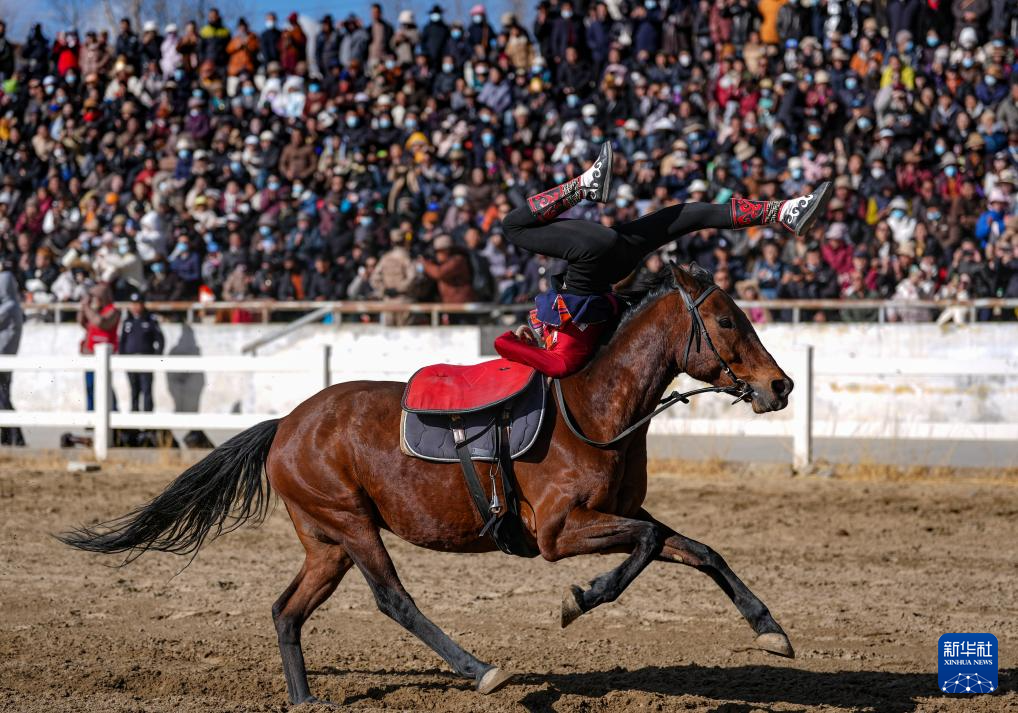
[{"xmin": 59, "ymin": 419, "xmax": 279, "ymax": 564}]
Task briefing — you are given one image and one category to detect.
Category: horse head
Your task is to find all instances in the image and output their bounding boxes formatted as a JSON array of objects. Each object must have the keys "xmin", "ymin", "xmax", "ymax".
[{"xmin": 669, "ymin": 263, "xmax": 793, "ymax": 414}]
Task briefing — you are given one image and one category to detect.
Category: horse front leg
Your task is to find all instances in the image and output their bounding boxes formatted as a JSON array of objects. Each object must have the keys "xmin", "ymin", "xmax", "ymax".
[
  {"xmin": 641, "ymin": 509, "xmax": 795, "ymax": 658},
  {"xmin": 539, "ymin": 508, "xmax": 665, "ymax": 627}
]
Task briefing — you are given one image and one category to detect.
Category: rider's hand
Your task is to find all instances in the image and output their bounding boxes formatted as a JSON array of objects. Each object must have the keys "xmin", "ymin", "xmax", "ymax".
[{"xmin": 514, "ymin": 325, "xmax": 536, "ymax": 344}]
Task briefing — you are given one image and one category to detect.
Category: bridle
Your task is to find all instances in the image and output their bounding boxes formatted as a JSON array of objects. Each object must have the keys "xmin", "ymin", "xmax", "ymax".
[{"xmin": 552, "ymin": 282, "xmax": 754, "ymax": 449}]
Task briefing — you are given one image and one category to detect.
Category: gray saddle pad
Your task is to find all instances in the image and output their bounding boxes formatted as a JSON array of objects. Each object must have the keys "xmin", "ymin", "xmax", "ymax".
[{"xmin": 401, "ymin": 377, "xmax": 547, "ymax": 463}]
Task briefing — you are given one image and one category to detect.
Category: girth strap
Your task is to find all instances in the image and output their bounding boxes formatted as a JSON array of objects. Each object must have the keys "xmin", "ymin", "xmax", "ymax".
[{"xmin": 451, "ymin": 412, "xmax": 539, "ymax": 558}]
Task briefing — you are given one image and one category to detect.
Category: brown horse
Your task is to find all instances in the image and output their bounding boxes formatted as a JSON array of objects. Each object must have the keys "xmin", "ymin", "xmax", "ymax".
[{"xmin": 62, "ymin": 264, "xmax": 795, "ymax": 706}]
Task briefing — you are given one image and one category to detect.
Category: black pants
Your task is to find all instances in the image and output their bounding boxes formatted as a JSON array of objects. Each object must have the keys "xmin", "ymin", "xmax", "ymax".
[
  {"xmin": 0, "ymin": 371, "xmax": 24, "ymax": 446},
  {"xmin": 128, "ymin": 372, "xmax": 154, "ymax": 412},
  {"xmin": 502, "ymin": 202, "xmax": 733, "ymax": 294}
]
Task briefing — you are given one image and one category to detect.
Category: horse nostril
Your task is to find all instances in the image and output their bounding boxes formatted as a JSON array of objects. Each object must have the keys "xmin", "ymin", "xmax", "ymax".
[{"xmin": 771, "ymin": 378, "xmax": 789, "ymax": 397}]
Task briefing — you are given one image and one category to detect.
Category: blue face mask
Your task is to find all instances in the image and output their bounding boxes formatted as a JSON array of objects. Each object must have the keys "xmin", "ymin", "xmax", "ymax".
[
  {"xmin": 384, "ymin": 60, "xmax": 395, "ymax": 70},
  {"xmin": 986, "ymin": 76, "xmax": 997, "ymax": 87},
  {"xmin": 857, "ymin": 117, "xmax": 872, "ymax": 130},
  {"xmin": 804, "ymin": 150, "xmax": 815, "ymax": 160},
  {"xmin": 927, "ymin": 211, "xmax": 941, "ymax": 221},
  {"xmin": 361, "ymin": 216, "xmax": 374, "ymax": 226},
  {"xmin": 904, "ymin": 41, "xmax": 914, "ymax": 53},
  {"xmin": 934, "ymin": 144, "xmax": 946, "ymax": 155},
  {"xmin": 845, "ymin": 77, "xmax": 857, "ymax": 90},
  {"xmin": 553, "ymin": 172, "xmax": 566, "ymax": 183},
  {"xmin": 451, "ymin": 29, "xmax": 462, "ymax": 39},
  {"xmin": 242, "ymin": 85, "xmax": 255, "ymax": 96},
  {"xmin": 259, "ymin": 225, "xmax": 272, "ymax": 237},
  {"xmin": 379, "ymin": 118, "xmax": 391, "ymax": 129},
  {"xmin": 268, "ymin": 181, "xmax": 280, "ymax": 191},
  {"xmin": 962, "ymin": 58, "xmax": 974, "ymax": 68},
  {"xmin": 230, "ymin": 161, "xmax": 242, "ymax": 173},
  {"xmin": 472, "ymin": 14, "xmax": 483, "ymax": 24},
  {"xmin": 945, "ymin": 165, "xmax": 957, "ymax": 177},
  {"xmin": 405, "ymin": 119, "xmax": 417, "ymax": 130},
  {"xmin": 178, "ymin": 149, "xmax": 190, "ymax": 159},
  {"xmin": 927, "ymin": 36, "xmax": 938, "ymax": 47},
  {"xmin": 346, "ymin": 116, "xmax": 358, "ymax": 128},
  {"xmin": 442, "ymin": 62, "xmax": 454, "ymax": 73},
  {"xmin": 454, "ymin": 196, "xmax": 466, "ymax": 207},
  {"xmin": 759, "ymin": 98, "xmax": 773, "ymax": 111},
  {"xmin": 151, "ymin": 262, "xmax": 164, "ymax": 274},
  {"xmin": 174, "ymin": 69, "xmax": 185, "ymax": 81},
  {"xmin": 481, "ymin": 133, "xmax": 494, "ymax": 146},
  {"xmin": 892, "ymin": 209, "xmax": 906, "ymax": 219},
  {"xmin": 479, "ymin": 113, "xmax": 491, "ymax": 123},
  {"xmin": 791, "ymin": 168, "xmax": 803, "ymax": 179},
  {"xmin": 567, "ymin": 94, "xmax": 579, "ymax": 107}
]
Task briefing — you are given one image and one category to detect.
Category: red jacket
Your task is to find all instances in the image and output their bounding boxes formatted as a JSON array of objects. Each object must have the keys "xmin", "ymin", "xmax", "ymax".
[{"xmin": 494, "ymin": 321, "xmax": 605, "ymax": 378}]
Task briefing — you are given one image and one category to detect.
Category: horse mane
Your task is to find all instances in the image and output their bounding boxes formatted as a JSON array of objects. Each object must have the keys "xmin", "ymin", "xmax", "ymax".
[{"xmin": 598, "ymin": 262, "xmax": 715, "ymax": 348}]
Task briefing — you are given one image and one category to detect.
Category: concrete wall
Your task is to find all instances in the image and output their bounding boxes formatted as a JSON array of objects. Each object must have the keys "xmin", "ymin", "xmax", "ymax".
[{"xmin": 10, "ymin": 319, "xmax": 1018, "ymax": 458}]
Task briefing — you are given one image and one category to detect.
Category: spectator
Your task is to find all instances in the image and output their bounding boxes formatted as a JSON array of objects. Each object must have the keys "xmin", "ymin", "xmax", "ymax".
[
  {"xmin": 119, "ymin": 292, "xmax": 164, "ymax": 412},
  {"xmin": 78, "ymin": 283, "xmax": 119, "ymax": 411},
  {"xmin": 421, "ymin": 234, "xmax": 476, "ymax": 310},
  {"xmin": 0, "ymin": 260, "xmax": 24, "ymax": 445}
]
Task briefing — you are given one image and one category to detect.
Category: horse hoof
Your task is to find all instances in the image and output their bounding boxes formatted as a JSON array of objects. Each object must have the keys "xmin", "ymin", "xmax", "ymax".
[
  {"xmin": 295, "ymin": 696, "xmax": 337, "ymax": 708},
  {"xmin": 561, "ymin": 584, "xmax": 585, "ymax": 628},
  {"xmin": 477, "ymin": 667, "xmax": 514, "ymax": 695},
  {"xmin": 755, "ymin": 632, "xmax": 795, "ymax": 658}
]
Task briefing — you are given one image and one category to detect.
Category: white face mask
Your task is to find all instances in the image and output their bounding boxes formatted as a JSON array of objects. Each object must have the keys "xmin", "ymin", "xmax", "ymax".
[{"xmin": 265, "ymin": 19, "xmax": 275, "ymax": 29}]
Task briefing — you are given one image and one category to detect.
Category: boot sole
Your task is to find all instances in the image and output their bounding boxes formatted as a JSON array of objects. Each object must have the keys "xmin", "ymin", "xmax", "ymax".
[
  {"xmin": 794, "ymin": 180, "xmax": 833, "ymax": 236},
  {"xmin": 594, "ymin": 142, "xmax": 613, "ymax": 203}
]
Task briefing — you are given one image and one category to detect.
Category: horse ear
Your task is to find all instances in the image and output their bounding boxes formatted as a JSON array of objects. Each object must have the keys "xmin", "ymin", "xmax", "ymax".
[{"xmin": 669, "ymin": 261, "xmax": 704, "ymax": 295}]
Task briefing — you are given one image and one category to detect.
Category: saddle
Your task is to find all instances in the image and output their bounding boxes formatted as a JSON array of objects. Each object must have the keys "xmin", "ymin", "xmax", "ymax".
[{"xmin": 401, "ymin": 359, "xmax": 543, "ymax": 557}]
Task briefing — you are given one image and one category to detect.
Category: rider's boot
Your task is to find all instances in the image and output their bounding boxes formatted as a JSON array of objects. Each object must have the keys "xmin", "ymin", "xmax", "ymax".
[
  {"xmin": 526, "ymin": 142, "xmax": 614, "ymax": 221},
  {"xmin": 729, "ymin": 181, "xmax": 834, "ymax": 237}
]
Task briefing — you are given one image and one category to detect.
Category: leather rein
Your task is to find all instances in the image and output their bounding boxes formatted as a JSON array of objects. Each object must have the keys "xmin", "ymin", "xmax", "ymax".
[{"xmin": 552, "ymin": 283, "xmax": 753, "ymax": 449}]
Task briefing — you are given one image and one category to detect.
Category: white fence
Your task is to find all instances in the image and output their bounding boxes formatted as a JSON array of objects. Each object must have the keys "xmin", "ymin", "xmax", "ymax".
[{"xmin": 0, "ymin": 344, "xmax": 1014, "ymax": 466}]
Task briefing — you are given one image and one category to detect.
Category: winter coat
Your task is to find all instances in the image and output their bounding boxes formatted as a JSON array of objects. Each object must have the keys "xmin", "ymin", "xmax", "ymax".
[
  {"xmin": 422, "ymin": 249, "xmax": 476, "ymax": 304},
  {"xmin": 0, "ymin": 271, "xmax": 23, "ymax": 356}
]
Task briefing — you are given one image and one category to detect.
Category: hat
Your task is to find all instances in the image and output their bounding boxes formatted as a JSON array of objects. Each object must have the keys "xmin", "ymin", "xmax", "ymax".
[
  {"xmin": 965, "ymin": 133, "xmax": 985, "ymax": 151},
  {"xmin": 429, "ymin": 5, "xmax": 444, "ymax": 14},
  {"xmin": 834, "ymin": 176, "xmax": 853, "ymax": 190},
  {"xmin": 788, "ymin": 157, "xmax": 803, "ymax": 169},
  {"xmin": 225, "ymin": 213, "xmax": 240, "ymax": 223},
  {"xmin": 433, "ymin": 234, "xmax": 454, "ymax": 251},
  {"xmin": 617, "ymin": 184, "xmax": 636, "ymax": 201},
  {"xmin": 623, "ymin": 118, "xmax": 640, "ymax": 132},
  {"xmin": 904, "ymin": 150, "xmax": 920, "ymax": 163},
  {"xmin": 938, "ymin": 152, "xmax": 958, "ymax": 168},
  {"xmin": 129, "ymin": 291, "xmax": 144, "ymax": 302},
  {"xmin": 398, "ymin": 9, "xmax": 414, "ymax": 24},
  {"xmin": 452, "ymin": 184, "xmax": 469, "ymax": 198},
  {"xmin": 581, "ymin": 104, "xmax": 598, "ymax": 117},
  {"xmin": 142, "ymin": 20, "xmax": 157, "ymax": 33},
  {"xmin": 470, "ymin": 4, "xmax": 485, "ymax": 14},
  {"xmin": 897, "ymin": 242, "xmax": 916, "ymax": 258},
  {"xmin": 878, "ymin": 128, "xmax": 895, "ymax": 139},
  {"xmin": 112, "ymin": 214, "xmax": 127, "ymax": 226},
  {"xmin": 828, "ymin": 198, "xmax": 845, "ymax": 211},
  {"xmin": 988, "ymin": 188, "xmax": 1008, "ymax": 203},
  {"xmin": 889, "ymin": 196, "xmax": 909, "ymax": 211},
  {"xmin": 688, "ymin": 179, "xmax": 709, "ymax": 194},
  {"xmin": 831, "ymin": 47, "xmax": 849, "ymax": 61},
  {"xmin": 826, "ymin": 222, "xmax": 848, "ymax": 240},
  {"xmin": 354, "ymin": 92, "xmax": 370, "ymax": 103},
  {"xmin": 377, "ymin": 94, "xmax": 393, "ymax": 106},
  {"xmin": 632, "ymin": 151, "xmax": 649, "ymax": 162},
  {"xmin": 814, "ymin": 70, "xmax": 830, "ymax": 84},
  {"xmin": 165, "ymin": 23, "xmax": 177, "ymax": 34},
  {"xmin": 734, "ymin": 141, "xmax": 756, "ymax": 161},
  {"xmin": 259, "ymin": 130, "xmax": 274, "ymax": 141},
  {"xmin": 998, "ymin": 169, "xmax": 1017, "ymax": 185}
]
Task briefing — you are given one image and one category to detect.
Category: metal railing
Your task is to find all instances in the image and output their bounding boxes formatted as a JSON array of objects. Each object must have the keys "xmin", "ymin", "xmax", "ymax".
[{"xmin": 20, "ymin": 298, "xmax": 1018, "ymax": 325}]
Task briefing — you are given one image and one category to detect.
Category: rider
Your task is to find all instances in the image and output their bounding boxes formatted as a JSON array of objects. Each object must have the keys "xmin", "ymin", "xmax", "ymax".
[{"xmin": 494, "ymin": 143, "xmax": 832, "ymax": 377}]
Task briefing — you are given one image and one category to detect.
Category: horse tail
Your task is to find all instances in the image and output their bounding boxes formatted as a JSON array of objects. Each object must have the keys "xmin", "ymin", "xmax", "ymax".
[{"xmin": 59, "ymin": 419, "xmax": 279, "ymax": 564}]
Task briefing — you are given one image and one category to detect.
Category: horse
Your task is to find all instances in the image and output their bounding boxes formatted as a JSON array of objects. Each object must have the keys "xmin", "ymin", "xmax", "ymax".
[{"xmin": 61, "ymin": 263, "xmax": 796, "ymax": 706}]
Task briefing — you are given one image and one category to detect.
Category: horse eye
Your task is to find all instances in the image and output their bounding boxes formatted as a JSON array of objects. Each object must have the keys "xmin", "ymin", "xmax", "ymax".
[{"xmin": 717, "ymin": 316, "xmax": 734, "ymax": 329}]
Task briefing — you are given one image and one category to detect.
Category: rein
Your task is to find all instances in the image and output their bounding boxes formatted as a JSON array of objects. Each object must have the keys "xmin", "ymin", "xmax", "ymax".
[{"xmin": 551, "ymin": 283, "xmax": 753, "ymax": 450}]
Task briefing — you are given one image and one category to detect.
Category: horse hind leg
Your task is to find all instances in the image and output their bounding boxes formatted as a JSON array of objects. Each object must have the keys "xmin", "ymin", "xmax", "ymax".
[
  {"xmin": 344, "ymin": 523, "xmax": 513, "ymax": 695},
  {"xmin": 272, "ymin": 538, "xmax": 353, "ymax": 705}
]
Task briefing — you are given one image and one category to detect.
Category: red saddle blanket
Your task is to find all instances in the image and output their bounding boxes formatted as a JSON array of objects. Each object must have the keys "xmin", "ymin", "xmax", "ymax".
[{"xmin": 402, "ymin": 359, "xmax": 538, "ymax": 414}]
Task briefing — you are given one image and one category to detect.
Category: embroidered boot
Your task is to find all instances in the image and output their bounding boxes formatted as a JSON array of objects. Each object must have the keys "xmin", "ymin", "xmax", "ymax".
[
  {"xmin": 527, "ymin": 141, "xmax": 614, "ymax": 221},
  {"xmin": 729, "ymin": 181, "xmax": 834, "ymax": 236}
]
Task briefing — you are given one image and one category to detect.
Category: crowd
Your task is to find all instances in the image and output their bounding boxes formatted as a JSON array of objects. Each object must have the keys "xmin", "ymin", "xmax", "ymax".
[{"xmin": 0, "ymin": 1, "xmax": 1016, "ymax": 327}]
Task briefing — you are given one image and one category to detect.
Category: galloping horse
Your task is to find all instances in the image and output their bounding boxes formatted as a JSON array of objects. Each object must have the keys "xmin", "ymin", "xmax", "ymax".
[{"xmin": 62, "ymin": 263, "xmax": 795, "ymax": 706}]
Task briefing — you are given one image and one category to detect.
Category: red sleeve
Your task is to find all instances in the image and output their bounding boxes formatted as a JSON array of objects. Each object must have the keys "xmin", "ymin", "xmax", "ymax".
[{"xmin": 494, "ymin": 322, "xmax": 604, "ymax": 378}]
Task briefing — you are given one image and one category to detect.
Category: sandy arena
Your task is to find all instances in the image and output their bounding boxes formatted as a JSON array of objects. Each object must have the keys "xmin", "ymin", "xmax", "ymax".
[{"xmin": 1, "ymin": 456, "xmax": 1015, "ymax": 712}]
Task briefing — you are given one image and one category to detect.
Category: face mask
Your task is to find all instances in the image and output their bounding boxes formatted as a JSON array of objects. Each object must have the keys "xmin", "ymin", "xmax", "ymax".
[
  {"xmin": 174, "ymin": 69, "xmax": 185, "ymax": 81},
  {"xmin": 404, "ymin": 118, "xmax": 417, "ymax": 130},
  {"xmin": 178, "ymin": 149, "xmax": 190, "ymax": 159},
  {"xmin": 45, "ymin": 85, "xmax": 54, "ymax": 95},
  {"xmin": 945, "ymin": 165, "xmax": 957, "ymax": 177},
  {"xmin": 151, "ymin": 263, "xmax": 164, "ymax": 274},
  {"xmin": 927, "ymin": 211, "xmax": 941, "ymax": 221},
  {"xmin": 566, "ymin": 94, "xmax": 579, "ymax": 107},
  {"xmin": 268, "ymin": 181, "xmax": 280, "ymax": 191},
  {"xmin": 118, "ymin": 244, "xmax": 129, "ymax": 255},
  {"xmin": 646, "ymin": 0, "xmax": 657, "ymax": 8},
  {"xmin": 242, "ymin": 85, "xmax": 255, "ymax": 96},
  {"xmin": 481, "ymin": 133, "xmax": 494, "ymax": 146},
  {"xmin": 361, "ymin": 216, "xmax": 374, "ymax": 226},
  {"xmin": 190, "ymin": 108, "xmax": 199, "ymax": 116},
  {"xmin": 379, "ymin": 118, "xmax": 391, "ymax": 129},
  {"xmin": 892, "ymin": 209, "xmax": 906, "ymax": 219},
  {"xmin": 472, "ymin": 14, "xmax": 483, "ymax": 24},
  {"xmin": 616, "ymin": 198, "xmax": 629, "ymax": 208},
  {"xmin": 346, "ymin": 116, "xmax": 358, "ymax": 128},
  {"xmin": 857, "ymin": 117, "xmax": 872, "ymax": 130},
  {"xmin": 66, "ymin": 74, "xmax": 77, "ymax": 85},
  {"xmin": 904, "ymin": 41, "xmax": 914, "ymax": 53},
  {"xmin": 934, "ymin": 144, "xmax": 946, "ymax": 156},
  {"xmin": 479, "ymin": 113, "xmax": 491, "ymax": 123},
  {"xmin": 454, "ymin": 196, "xmax": 466, "ymax": 207},
  {"xmin": 259, "ymin": 225, "xmax": 272, "ymax": 237},
  {"xmin": 265, "ymin": 20, "xmax": 275, "ymax": 29},
  {"xmin": 759, "ymin": 98, "xmax": 773, "ymax": 111},
  {"xmin": 230, "ymin": 161, "xmax": 242, "ymax": 173},
  {"xmin": 845, "ymin": 77, "xmax": 857, "ymax": 90},
  {"xmin": 986, "ymin": 76, "xmax": 997, "ymax": 86},
  {"xmin": 679, "ymin": 55, "xmax": 691, "ymax": 67},
  {"xmin": 385, "ymin": 59, "xmax": 395, "ymax": 70},
  {"xmin": 553, "ymin": 172, "xmax": 566, "ymax": 183},
  {"xmin": 451, "ymin": 29, "xmax": 462, "ymax": 39},
  {"xmin": 452, "ymin": 142, "xmax": 462, "ymax": 151},
  {"xmin": 791, "ymin": 168, "xmax": 803, "ymax": 179},
  {"xmin": 442, "ymin": 62, "xmax": 454, "ymax": 73},
  {"xmin": 808, "ymin": 126, "xmax": 821, "ymax": 137},
  {"xmin": 871, "ymin": 168, "xmax": 884, "ymax": 179},
  {"xmin": 430, "ymin": 13, "xmax": 441, "ymax": 22},
  {"xmin": 962, "ymin": 58, "xmax": 974, "ymax": 69},
  {"xmin": 804, "ymin": 150, "xmax": 815, "ymax": 160},
  {"xmin": 583, "ymin": 116, "xmax": 595, "ymax": 126},
  {"xmin": 561, "ymin": 10, "xmax": 573, "ymax": 19},
  {"xmin": 927, "ymin": 36, "xmax": 938, "ymax": 47}
]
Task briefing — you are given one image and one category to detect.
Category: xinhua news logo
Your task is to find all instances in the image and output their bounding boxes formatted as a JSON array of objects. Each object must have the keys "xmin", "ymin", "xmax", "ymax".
[{"xmin": 938, "ymin": 633, "xmax": 998, "ymax": 694}]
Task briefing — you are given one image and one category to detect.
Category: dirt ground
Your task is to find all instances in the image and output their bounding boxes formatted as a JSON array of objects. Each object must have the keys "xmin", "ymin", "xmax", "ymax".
[{"xmin": 1, "ymin": 455, "xmax": 1015, "ymax": 713}]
